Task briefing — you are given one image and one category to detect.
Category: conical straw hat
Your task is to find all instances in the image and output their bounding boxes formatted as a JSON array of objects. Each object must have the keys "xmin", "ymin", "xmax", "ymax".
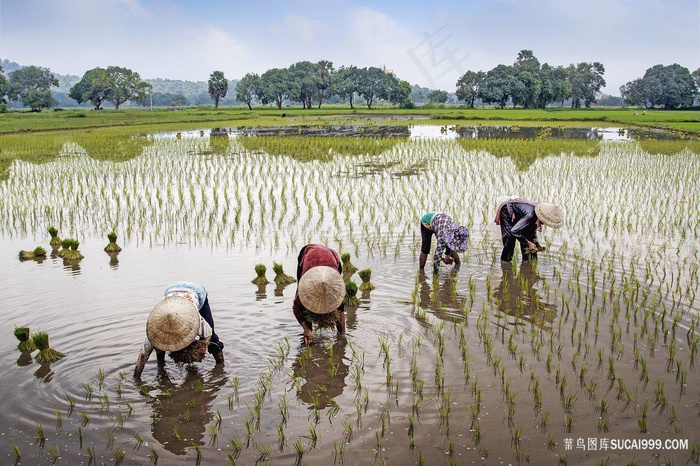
[
  {"xmin": 298, "ymin": 266, "xmax": 345, "ymax": 314},
  {"xmin": 535, "ymin": 203, "xmax": 564, "ymax": 229},
  {"xmin": 146, "ymin": 296, "xmax": 200, "ymax": 351}
]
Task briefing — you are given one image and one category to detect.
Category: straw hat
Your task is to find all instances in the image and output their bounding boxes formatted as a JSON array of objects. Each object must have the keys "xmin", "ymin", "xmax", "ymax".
[
  {"xmin": 444, "ymin": 225, "xmax": 470, "ymax": 252},
  {"xmin": 535, "ymin": 203, "xmax": 564, "ymax": 229},
  {"xmin": 146, "ymin": 296, "xmax": 200, "ymax": 351},
  {"xmin": 298, "ymin": 266, "xmax": 345, "ymax": 314},
  {"xmin": 496, "ymin": 195, "xmax": 513, "ymax": 207}
]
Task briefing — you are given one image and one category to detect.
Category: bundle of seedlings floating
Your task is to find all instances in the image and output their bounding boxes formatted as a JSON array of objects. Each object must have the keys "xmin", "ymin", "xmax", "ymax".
[
  {"xmin": 104, "ymin": 231, "xmax": 122, "ymax": 253},
  {"xmin": 18, "ymin": 247, "xmax": 46, "ymax": 261},
  {"xmin": 358, "ymin": 269, "xmax": 375, "ymax": 291},
  {"xmin": 48, "ymin": 226, "xmax": 61, "ymax": 248},
  {"xmin": 31, "ymin": 331, "xmax": 65, "ymax": 364},
  {"xmin": 341, "ymin": 253, "xmax": 358, "ymax": 275},
  {"xmin": 57, "ymin": 238, "xmax": 71, "ymax": 258},
  {"xmin": 63, "ymin": 239, "xmax": 84, "ymax": 261},
  {"xmin": 14, "ymin": 326, "xmax": 37, "ymax": 352},
  {"xmin": 273, "ymin": 261, "xmax": 296, "ymax": 285},
  {"xmin": 304, "ymin": 309, "xmax": 341, "ymax": 329},
  {"xmin": 169, "ymin": 339, "xmax": 209, "ymax": 365},
  {"xmin": 251, "ymin": 263, "xmax": 269, "ymax": 285},
  {"xmin": 343, "ymin": 281, "xmax": 361, "ymax": 308}
]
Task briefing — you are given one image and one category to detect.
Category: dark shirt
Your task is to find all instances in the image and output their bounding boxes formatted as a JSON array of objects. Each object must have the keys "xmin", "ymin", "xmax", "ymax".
[{"xmin": 502, "ymin": 202, "xmax": 538, "ymax": 244}]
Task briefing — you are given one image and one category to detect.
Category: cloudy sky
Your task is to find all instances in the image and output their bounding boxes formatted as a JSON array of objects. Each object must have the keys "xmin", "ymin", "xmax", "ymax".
[{"xmin": 1, "ymin": 0, "xmax": 698, "ymax": 94}]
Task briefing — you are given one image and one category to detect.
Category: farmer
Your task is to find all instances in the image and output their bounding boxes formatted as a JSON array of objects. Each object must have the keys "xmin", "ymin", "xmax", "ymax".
[
  {"xmin": 419, "ymin": 212, "xmax": 470, "ymax": 273},
  {"xmin": 134, "ymin": 281, "xmax": 224, "ymax": 378},
  {"xmin": 495, "ymin": 196, "xmax": 563, "ymax": 262},
  {"xmin": 293, "ymin": 244, "xmax": 346, "ymax": 345}
]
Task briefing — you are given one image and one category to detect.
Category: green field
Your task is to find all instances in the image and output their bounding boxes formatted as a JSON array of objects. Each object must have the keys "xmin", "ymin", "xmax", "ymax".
[{"xmin": 2, "ymin": 106, "xmax": 700, "ymax": 134}]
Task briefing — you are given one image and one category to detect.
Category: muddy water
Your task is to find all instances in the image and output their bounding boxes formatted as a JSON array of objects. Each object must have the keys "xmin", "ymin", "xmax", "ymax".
[{"xmin": 1, "ymin": 127, "xmax": 698, "ymax": 465}]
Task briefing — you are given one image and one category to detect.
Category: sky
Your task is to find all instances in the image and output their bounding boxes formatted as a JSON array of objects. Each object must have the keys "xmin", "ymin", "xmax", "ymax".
[{"xmin": 1, "ymin": 0, "xmax": 699, "ymax": 94}]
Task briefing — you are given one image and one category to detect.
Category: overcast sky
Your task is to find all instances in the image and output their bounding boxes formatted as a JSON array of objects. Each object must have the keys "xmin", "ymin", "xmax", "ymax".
[{"xmin": 1, "ymin": 0, "xmax": 698, "ymax": 94}]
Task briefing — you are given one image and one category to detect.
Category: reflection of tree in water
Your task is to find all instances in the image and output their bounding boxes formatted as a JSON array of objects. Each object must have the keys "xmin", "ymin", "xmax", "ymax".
[
  {"xmin": 417, "ymin": 271, "xmax": 469, "ymax": 322},
  {"xmin": 291, "ymin": 336, "xmax": 349, "ymax": 410},
  {"xmin": 146, "ymin": 365, "xmax": 227, "ymax": 455},
  {"xmin": 493, "ymin": 262, "xmax": 556, "ymax": 329}
]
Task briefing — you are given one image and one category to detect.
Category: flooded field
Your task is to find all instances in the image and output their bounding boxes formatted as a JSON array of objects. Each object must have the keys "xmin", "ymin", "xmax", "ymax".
[{"xmin": 0, "ymin": 125, "xmax": 698, "ymax": 465}]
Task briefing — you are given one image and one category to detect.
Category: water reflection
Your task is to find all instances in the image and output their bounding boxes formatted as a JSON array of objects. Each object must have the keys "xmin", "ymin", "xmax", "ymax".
[
  {"xmin": 16, "ymin": 351, "xmax": 33, "ymax": 367},
  {"xmin": 416, "ymin": 270, "xmax": 468, "ymax": 321},
  {"xmin": 62, "ymin": 258, "xmax": 81, "ymax": 274},
  {"xmin": 33, "ymin": 363, "xmax": 54, "ymax": 383},
  {"xmin": 107, "ymin": 251, "xmax": 120, "ymax": 269},
  {"xmin": 291, "ymin": 336, "xmax": 349, "ymax": 409},
  {"xmin": 146, "ymin": 365, "xmax": 227, "ymax": 455},
  {"xmin": 493, "ymin": 262, "xmax": 556, "ymax": 328}
]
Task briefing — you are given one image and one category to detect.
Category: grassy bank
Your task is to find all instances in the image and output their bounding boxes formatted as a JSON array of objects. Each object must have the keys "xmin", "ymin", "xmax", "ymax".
[{"xmin": 1, "ymin": 106, "xmax": 699, "ymax": 135}]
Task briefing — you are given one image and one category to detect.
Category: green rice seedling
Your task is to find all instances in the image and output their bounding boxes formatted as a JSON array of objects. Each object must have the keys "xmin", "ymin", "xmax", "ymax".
[
  {"xmin": 134, "ymin": 432, "xmax": 144, "ymax": 449},
  {"xmin": 63, "ymin": 238, "xmax": 84, "ymax": 260},
  {"xmin": 344, "ymin": 280, "xmax": 361, "ymax": 307},
  {"xmin": 55, "ymin": 406, "xmax": 62, "ymax": 430},
  {"xmin": 56, "ymin": 238, "xmax": 71, "ymax": 258},
  {"xmin": 308, "ymin": 424, "xmax": 318, "ymax": 448},
  {"xmin": 273, "ymin": 261, "xmax": 296, "ymax": 284},
  {"xmin": 31, "ymin": 331, "xmax": 65, "ymax": 363},
  {"xmin": 48, "ymin": 444, "xmax": 60, "ymax": 465},
  {"xmin": 358, "ymin": 268, "xmax": 375, "ymax": 291},
  {"xmin": 341, "ymin": 252, "xmax": 358, "ymax": 275},
  {"xmin": 113, "ymin": 445, "xmax": 125, "ymax": 466},
  {"xmin": 80, "ymin": 411, "xmax": 90, "ymax": 426},
  {"xmin": 148, "ymin": 445, "xmax": 158, "ymax": 465},
  {"xmin": 14, "ymin": 325, "xmax": 36, "ymax": 352},
  {"xmin": 35, "ymin": 421, "xmax": 46, "ymax": 447},
  {"xmin": 18, "ymin": 246, "xmax": 47, "ymax": 260},
  {"xmin": 125, "ymin": 401, "xmax": 134, "ymax": 415},
  {"xmin": 104, "ymin": 231, "xmax": 122, "ymax": 252},
  {"xmin": 48, "ymin": 226, "xmax": 61, "ymax": 248},
  {"xmin": 251, "ymin": 263, "xmax": 269, "ymax": 285},
  {"xmin": 564, "ymin": 414, "xmax": 574, "ymax": 433},
  {"xmin": 638, "ymin": 401, "xmax": 648, "ymax": 433}
]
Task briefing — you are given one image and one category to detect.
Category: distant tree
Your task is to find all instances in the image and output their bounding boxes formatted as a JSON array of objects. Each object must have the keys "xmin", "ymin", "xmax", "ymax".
[
  {"xmin": 236, "ymin": 73, "xmax": 260, "ymax": 110},
  {"xmin": 511, "ymin": 50, "xmax": 541, "ymax": 108},
  {"xmin": 455, "ymin": 70, "xmax": 486, "ymax": 108},
  {"xmin": 693, "ymin": 68, "xmax": 700, "ymax": 94},
  {"xmin": 427, "ymin": 89, "xmax": 449, "ymax": 104},
  {"xmin": 316, "ymin": 60, "xmax": 334, "ymax": 108},
  {"xmin": 389, "ymin": 80, "xmax": 412, "ymax": 107},
  {"xmin": 7, "ymin": 65, "xmax": 58, "ymax": 111},
  {"xmin": 551, "ymin": 65, "xmax": 572, "ymax": 107},
  {"xmin": 357, "ymin": 66, "xmax": 393, "ymax": 109},
  {"xmin": 568, "ymin": 62, "xmax": 605, "ymax": 108},
  {"xmin": 0, "ymin": 64, "xmax": 7, "ymax": 104},
  {"xmin": 288, "ymin": 61, "xmax": 319, "ymax": 109},
  {"xmin": 98, "ymin": 66, "xmax": 149, "ymax": 110},
  {"xmin": 335, "ymin": 65, "xmax": 361, "ymax": 109},
  {"xmin": 69, "ymin": 67, "xmax": 111, "ymax": 110},
  {"xmin": 208, "ymin": 70, "xmax": 228, "ymax": 109},
  {"xmin": 259, "ymin": 68, "xmax": 292, "ymax": 109},
  {"xmin": 621, "ymin": 64, "xmax": 695, "ymax": 109},
  {"xmin": 478, "ymin": 64, "xmax": 515, "ymax": 109},
  {"xmin": 619, "ymin": 79, "xmax": 646, "ymax": 107}
]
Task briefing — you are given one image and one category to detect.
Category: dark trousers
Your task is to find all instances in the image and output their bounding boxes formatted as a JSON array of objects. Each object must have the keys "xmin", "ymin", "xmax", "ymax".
[
  {"xmin": 420, "ymin": 223, "xmax": 453, "ymax": 255},
  {"xmin": 199, "ymin": 297, "xmax": 223, "ymax": 353},
  {"xmin": 499, "ymin": 211, "xmax": 537, "ymax": 262}
]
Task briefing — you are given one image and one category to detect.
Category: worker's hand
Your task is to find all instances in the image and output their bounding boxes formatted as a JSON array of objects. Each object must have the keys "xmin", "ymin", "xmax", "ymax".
[
  {"xmin": 303, "ymin": 329, "xmax": 314, "ymax": 345},
  {"xmin": 442, "ymin": 255, "xmax": 454, "ymax": 264},
  {"xmin": 526, "ymin": 241, "xmax": 539, "ymax": 254}
]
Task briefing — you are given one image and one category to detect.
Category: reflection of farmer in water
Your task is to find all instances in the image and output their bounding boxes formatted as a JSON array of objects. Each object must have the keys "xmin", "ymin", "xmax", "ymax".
[
  {"xmin": 495, "ymin": 196, "xmax": 563, "ymax": 262},
  {"xmin": 148, "ymin": 365, "xmax": 228, "ymax": 455},
  {"xmin": 493, "ymin": 262, "xmax": 556, "ymax": 328},
  {"xmin": 417, "ymin": 270, "xmax": 468, "ymax": 318},
  {"xmin": 291, "ymin": 336, "xmax": 349, "ymax": 409}
]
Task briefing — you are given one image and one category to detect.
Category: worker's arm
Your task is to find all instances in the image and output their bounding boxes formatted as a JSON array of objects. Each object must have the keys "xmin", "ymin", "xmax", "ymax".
[{"xmin": 134, "ymin": 339, "xmax": 154, "ymax": 378}]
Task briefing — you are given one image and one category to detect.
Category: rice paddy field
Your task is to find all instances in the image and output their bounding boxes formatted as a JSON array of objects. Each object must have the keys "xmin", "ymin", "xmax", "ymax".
[{"xmin": 0, "ymin": 124, "xmax": 698, "ymax": 465}]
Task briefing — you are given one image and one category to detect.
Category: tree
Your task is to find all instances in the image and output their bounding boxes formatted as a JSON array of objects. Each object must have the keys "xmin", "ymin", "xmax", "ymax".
[
  {"xmin": 7, "ymin": 65, "xmax": 58, "ymax": 111},
  {"xmin": 389, "ymin": 80, "xmax": 412, "ymax": 107},
  {"xmin": 0, "ymin": 64, "xmax": 8, "ymax": 105},
  {"xmin": 511, "ymin": 50, "xmax": 541, "ymax": 108},
  {"xmin": 621, "ymin": 64, "xmax": 695, "ymax": 109},
  {"xmin": 101, "ymin": 66, "xmax": 149, "ymax": 109},
  {"xmin": 455, "ymin": 70, "xmax": 485, "ymax": 108},
  {"xmin": 335, "ymin": 66, "xmax": 361, "ymax": 109},
  {"xmin": 288, "ymin": 61, "xmax": 319, "ymax": 109},
  {"xmin": 235, "ymin": 73, "xmax": 260, "ymax": 110},
  {"xmin": 259, "ymin": 68, "xmax": 292, "ymax": 109},
  {"xmin": 619, "ymin": 79, "xmax": 646, "ymax": 107},
  {"xmin": 568, "ymin": 62, "xmax": 605, "ymax": 108},
  {"xmin": 427, "ymin": 89, "xmax": 449, "ymax": 104},
  {"xmin": 315, "ymin": 60, "xmax": 334, "ymax": 108},
  {"xmin": 478, "ymin": 64, "xmax": 515, "ymax": 109},
  {"xmin": 208, "ymin": 71, "xmax": 228, "ymax": 109},
  {"xmin": 357, "ymin": 66, "xmax": 392, "ymax": 109},
  {"xmin": 69, "ymin": 67, "xmax": 111, "ymax": 110}
]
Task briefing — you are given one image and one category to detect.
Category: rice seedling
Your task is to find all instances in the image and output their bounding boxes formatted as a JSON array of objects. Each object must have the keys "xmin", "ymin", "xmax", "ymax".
[
  {"xmin": 358, "ymin": 268, "xmax": 375, "ymax": 291},
  {"xmin": 48, "ymin": 226, "xmax": 62, "ymax": 248},
  {"xmin": 31, "ymin": 330, "xmax": 65, "ymax": 363},
  {"xmin": 113, "ymin": 445, "xmax": 125, "ymax": 466},
  {"xmin": 35, "ymin": 421, "xmax": 46, "ymax": 447},
  {"xmin": 18, "ymin": 246, "xmax": 46, "ymax": 260},
  {"xmin": 133, "ymin": 432, "xmax": 144, "ymax": 449},
  {"xmin": 62, "ymin": 238, "xmax": 84, "ymax": 260},
  {"xmin": 343, "ymin": 280, "xmax": 361, "ymax": 307},
  {"xmin": 341, "ymin": 252, "xmax": 359, "ymax": 275},
  {"xmin": 251, "ymin": 263, "xmax": 269, "ymax": 285},
  {"xmin": 48, "ymin": 444, "xmax": 60, "ymax": 465},
  {"xmin": 104, "ymin": 231, "xmax": 122, "ymax": 252},
  {"xmin": 273, "ymin": 261, "xmax": 296, "ymax": 284},
  {"xmin": 14, "ymin": 325, "xmax": 36, "ymax": 352}
]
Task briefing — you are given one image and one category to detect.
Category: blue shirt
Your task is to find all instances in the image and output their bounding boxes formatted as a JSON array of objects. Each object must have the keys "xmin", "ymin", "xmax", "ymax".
[{"xmin": 421, "ymin": 212, "xmax": 439, "ymax": 228}]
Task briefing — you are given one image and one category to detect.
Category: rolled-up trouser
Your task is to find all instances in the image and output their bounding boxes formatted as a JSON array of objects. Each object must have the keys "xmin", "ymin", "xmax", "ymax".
[
  {"xmin": 198, "ymin": 297, "xmax": 224, "ymax": 354},
  {"xmin": 499, "ymin": 210, "xmax": 537, "ymax": 262}
]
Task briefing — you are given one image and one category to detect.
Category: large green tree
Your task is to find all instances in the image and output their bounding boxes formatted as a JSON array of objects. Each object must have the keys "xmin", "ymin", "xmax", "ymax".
[
  {"xmin": 259, "ymin": 68, "xmax": 292, "ymax": 109},
  {"xmin": 0, "ymin": 64, "xmax": 8, "ymax": 105},
  {"xmin": 69, "ymin": 67, "xmax": 111, "ymax": 110},
  {"xmin": 568, "ymin": 62, "xmax": 605, "ymax": 108},
  {"xmin": 455, "ymin": 70, "xmax": 486, "ymax": 108},
  {"xmin": 7, "ymin": 65, "xmax": 58, "ymax": 111},
  {"xmin": 105, "ymin": 66, "xmax": 149, "ymax": 109},
  {"xmin": 357, "ymin": 66, "xmax": 393, "ymax": 109},
  {"xmin": 288, "ymin": 61, "xmax": 319, "ymax": 109},
  {"xmin": 208, "ymin": 70, "xmax": 228, "ymax": 108},
  {"xmin": 511, "ymin": 50, "xmax": 542, "ymax": 108},
  {"xmin": 334, "ymin": 65, "xmax": 361, "ymax": 109},
  {"xmin": 478, "ymin": 64, "xmax": 515, "ymax": 109},
  {"xmin": 235, "ymin": 72, "xmax": 260, "ymax": 110},
  {"xmin": 427, "ymin": 89, "xmax": 449, "ymax": 104},
  {"xmin": 315, "ymin": 60, "xmax": 334, "ymax": 108}
]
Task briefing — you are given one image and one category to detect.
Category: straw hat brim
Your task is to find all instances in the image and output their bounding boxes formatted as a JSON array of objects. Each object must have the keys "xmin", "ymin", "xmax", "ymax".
[
  {"xmin": 146, "ymin": 296, "xmax": 200, "ymax": 352},
  {"xmin": 298, "ymin": 266, "xmax": 345, "ymax": 315},
  {"xmin": 535, "ymin": 203, "xmax": 564, "ymax": 229}
]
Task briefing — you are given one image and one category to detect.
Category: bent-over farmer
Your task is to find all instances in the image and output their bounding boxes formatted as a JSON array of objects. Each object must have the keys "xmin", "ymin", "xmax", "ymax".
[
  {"xmin": 495, "ymin": 196, "xmax": 563, "ymax": 262},
  {"xmin": 134, "ymin": 281, "xmax": 224, "ymax": 378},
  {"xmin": 419, "ymin": 212, "xmax": 470, "ymax": 274},
  {"xmin": 293, "ymin": 244, "xmax": 346, "ymax": 345}
]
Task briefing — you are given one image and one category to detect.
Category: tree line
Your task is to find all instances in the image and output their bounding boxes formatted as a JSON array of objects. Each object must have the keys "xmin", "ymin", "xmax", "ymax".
[{"xmin": 2, "ymin": 53, "xmax": 699, "ymax": 112}]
